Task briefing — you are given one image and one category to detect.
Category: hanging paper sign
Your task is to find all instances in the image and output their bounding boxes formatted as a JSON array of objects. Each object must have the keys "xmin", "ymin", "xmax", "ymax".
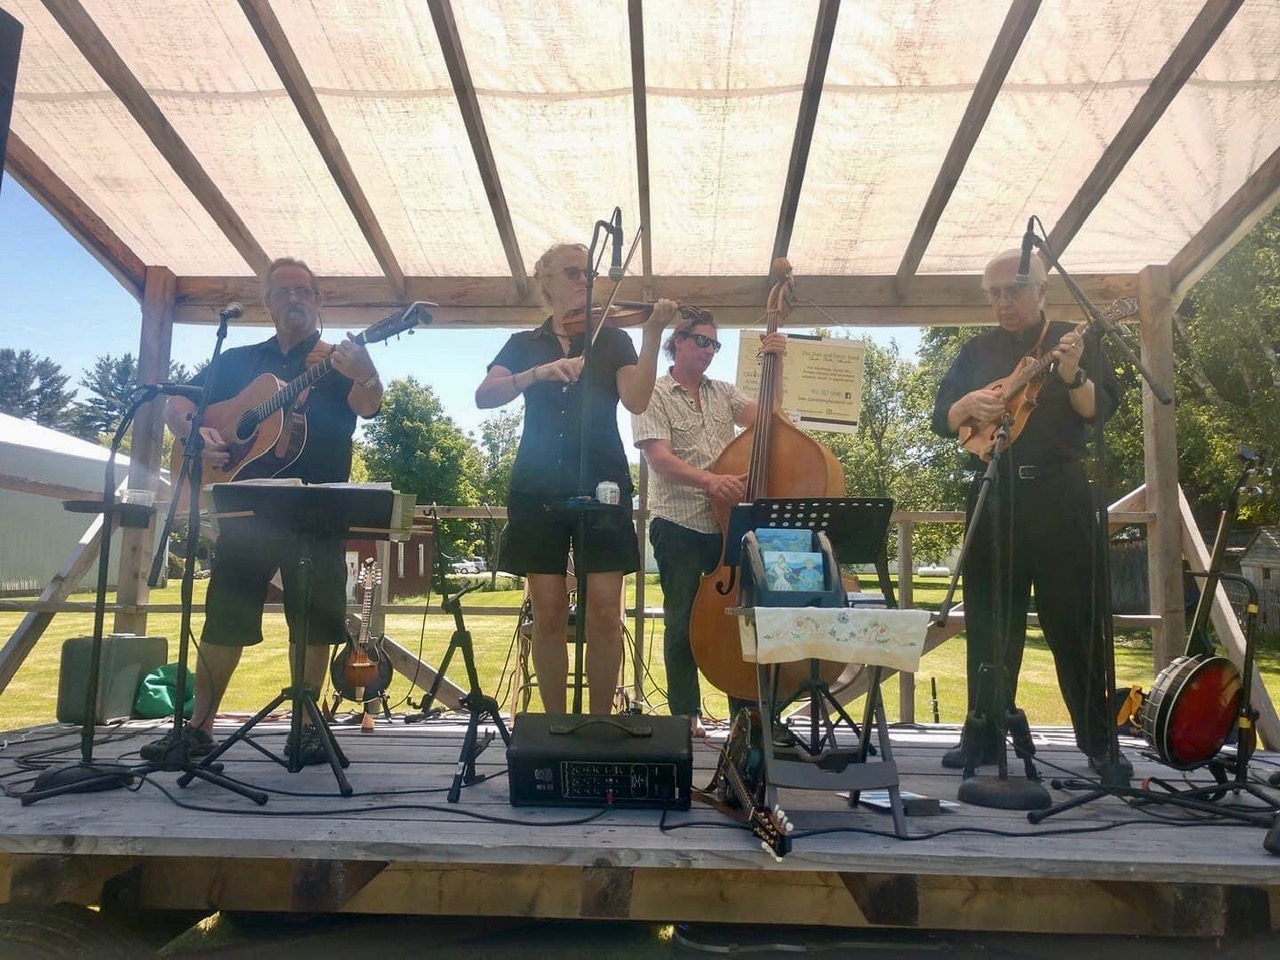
[{"xmin": 734, "ymin": 331, "xmax": 865, "ymax": 434}]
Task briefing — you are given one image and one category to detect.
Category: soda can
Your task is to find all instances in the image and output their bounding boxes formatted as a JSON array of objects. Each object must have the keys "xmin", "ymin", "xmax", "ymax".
[{"xmin": 595, "ymin": 480, "xmax": 621, "ymax": 505}]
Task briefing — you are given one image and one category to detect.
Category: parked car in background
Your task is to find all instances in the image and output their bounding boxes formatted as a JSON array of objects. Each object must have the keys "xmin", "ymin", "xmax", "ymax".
[{"xmin": 450, "ymin": 559, "xmax": 479, "ymax": 575}]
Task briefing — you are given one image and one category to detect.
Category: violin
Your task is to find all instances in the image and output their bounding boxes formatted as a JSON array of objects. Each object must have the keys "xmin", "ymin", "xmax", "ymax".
[{"xmin": 561, "ymin": 299, "xmax": 697, "ymax": 337}]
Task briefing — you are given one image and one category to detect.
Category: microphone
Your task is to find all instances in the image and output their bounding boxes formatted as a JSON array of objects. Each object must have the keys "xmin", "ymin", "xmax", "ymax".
[
  {"xmin": 218, "ymin": 301, "xmax": 244, "ymax": 321},
  {"xmin": 140, "ymin": 382, "xmax": 205, "ymax": 402},
  {"xmin": 608, "ymin": 209, "xmax": 624, "ymax": 282},
  {"xmin": 1014, "ymin": 218, "xmax": 1036, "ymax": 284}
]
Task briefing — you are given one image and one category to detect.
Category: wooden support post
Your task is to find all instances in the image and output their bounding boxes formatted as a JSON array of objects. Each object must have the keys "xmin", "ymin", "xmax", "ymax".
[
  {"xmin": 634, "ymin": 458, "xmax": 649, "ymax": 707},
  {"xmin": 114, "ymin": 267, "xmax": 175, "ymax": 635},
  {"xmin": 897, "ymin": 519, "xmax": 915, "ymax": 721},
  {"xmin": 1137, "ymin": 265, "xmax": 1182, "ymax": 667}
]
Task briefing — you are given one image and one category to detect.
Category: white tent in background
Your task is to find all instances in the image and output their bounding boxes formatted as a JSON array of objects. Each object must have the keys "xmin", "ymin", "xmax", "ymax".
[{"xmin": 0, "ymin": 412, "xmax": 167, "ymax": 593}]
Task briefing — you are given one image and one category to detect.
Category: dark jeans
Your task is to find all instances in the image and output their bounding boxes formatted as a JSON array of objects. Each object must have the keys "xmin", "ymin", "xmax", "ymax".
[
  {"xmin": 649, "ymin": 517, "xmax": 722, "ymax": 718},
  {"xmin": 962, "ymin": 462, "xmax": 1110, "ymax": 754}
]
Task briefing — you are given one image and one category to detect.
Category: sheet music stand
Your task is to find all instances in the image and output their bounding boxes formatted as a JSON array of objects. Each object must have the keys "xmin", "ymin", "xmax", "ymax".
[
  {"xmin": 729, "ymin": 497, "xmax": 909, "ymax": 836},
  {"xmin": 179, "ymin": 483, "xmax": 414, "ymax": 797}
]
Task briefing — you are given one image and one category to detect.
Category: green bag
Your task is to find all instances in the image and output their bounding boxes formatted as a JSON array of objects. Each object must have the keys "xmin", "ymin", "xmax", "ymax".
[{"xmin": 133, "ymin": 662, "xmax": 194, "ymax": 719}]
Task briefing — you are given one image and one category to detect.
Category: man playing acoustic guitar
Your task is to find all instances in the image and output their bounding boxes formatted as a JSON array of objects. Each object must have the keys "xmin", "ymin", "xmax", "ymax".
[
  {"xmin": 142, "ymin": 257, "xmax": 383, "ymax": 765},
  {"xmin": 931, "ymin": 248, "xmax": 1128, "ymax": 775}
]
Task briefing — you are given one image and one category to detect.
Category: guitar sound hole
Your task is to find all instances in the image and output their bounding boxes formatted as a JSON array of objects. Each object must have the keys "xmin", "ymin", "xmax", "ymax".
[{"xmin": 234, "ymin": 416, "xmax": 257, "ymax": 443}]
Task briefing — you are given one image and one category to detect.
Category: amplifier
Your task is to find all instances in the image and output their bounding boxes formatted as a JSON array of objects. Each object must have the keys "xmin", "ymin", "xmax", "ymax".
[{"xmin": 507, "ymin": 713, "xmax": 692, "ymax": 810}]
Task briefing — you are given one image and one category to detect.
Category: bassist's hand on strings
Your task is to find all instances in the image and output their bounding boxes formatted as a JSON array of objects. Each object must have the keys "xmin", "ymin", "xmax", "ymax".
[{"xmin": 704, "ymin": 472, "xmax": 747, "ymax": 503}]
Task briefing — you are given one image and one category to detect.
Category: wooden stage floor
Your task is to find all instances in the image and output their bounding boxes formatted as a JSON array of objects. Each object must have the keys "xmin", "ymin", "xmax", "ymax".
[{"xmin": 0, "ymin": 715, "xmax": 1277, "ymax": 938}]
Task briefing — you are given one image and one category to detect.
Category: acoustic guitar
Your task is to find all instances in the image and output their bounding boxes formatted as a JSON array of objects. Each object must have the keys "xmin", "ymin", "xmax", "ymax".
[
  {"xmin": 170, "ymin": 310, "xmax": 417, "ymax": 508},
  {"xmin": 957, "ymin": 298, "xmax": 1138, "ymax": 461}
]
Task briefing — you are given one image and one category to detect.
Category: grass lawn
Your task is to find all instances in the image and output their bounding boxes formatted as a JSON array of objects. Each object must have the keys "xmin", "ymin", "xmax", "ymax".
[{"xmin": 3, "ymin": 577, "xmax": 1277, "ymax": 736}]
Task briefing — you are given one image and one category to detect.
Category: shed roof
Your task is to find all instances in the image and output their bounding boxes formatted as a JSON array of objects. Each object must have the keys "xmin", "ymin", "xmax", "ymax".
[{"xmin": 4, "ymin": 1, "xmax": 1280, "ymax": 328}]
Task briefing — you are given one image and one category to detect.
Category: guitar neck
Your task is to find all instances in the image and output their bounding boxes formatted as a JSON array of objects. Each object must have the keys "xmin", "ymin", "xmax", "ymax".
[{"xmin": 253, "ymin": 358, "xmax": 334, "ymax": 422}]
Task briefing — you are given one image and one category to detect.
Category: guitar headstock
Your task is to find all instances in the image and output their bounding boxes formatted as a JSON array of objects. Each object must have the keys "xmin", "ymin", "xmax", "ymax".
[
  {"xmin": 750, "ymin": 803, "xmax": 794, "ymax": 862},
  {"xmin": 356, "ymin": 302, "xmax": 433, "ymax": 347}
]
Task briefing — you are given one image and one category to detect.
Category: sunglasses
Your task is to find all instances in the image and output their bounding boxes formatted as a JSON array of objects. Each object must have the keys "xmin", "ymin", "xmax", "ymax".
[{"xmin": 683, "ymin": 332, "xmax": 721, "ymax": 352}]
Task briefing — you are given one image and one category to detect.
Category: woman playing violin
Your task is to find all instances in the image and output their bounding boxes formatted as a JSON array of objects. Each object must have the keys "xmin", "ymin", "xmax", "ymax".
[{"xmin": 476, "ymin": 241, "xmax": 675, "ymax": 714}]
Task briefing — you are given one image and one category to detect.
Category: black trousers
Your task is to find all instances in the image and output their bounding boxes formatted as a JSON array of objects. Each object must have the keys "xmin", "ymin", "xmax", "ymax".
[{"xmin": 961, "ymin": 462, "xmax": 1110, "ymax": 755}]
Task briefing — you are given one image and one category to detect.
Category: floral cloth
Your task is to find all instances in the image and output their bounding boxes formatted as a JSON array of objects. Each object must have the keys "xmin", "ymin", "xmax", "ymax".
[{"xmin": 737, "ymin": 607, "xmax": 931, "ymax": 673}]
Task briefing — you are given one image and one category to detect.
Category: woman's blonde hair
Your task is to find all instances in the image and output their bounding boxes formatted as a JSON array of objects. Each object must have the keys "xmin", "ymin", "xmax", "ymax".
[{"xmin": 532, "ymin": 243, "xmax": 588, "ymax": 308}]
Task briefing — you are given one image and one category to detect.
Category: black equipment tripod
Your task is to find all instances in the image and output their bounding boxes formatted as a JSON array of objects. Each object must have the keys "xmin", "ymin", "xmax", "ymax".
[
  {"xmin": 934, "ymin": 416, "xmax": 1050, "ymax": 810},
  {"xmin": 179, "ymin": 484, "xmax": 412, "ymax": 797},
  {"xmin": 424, "ymin": 582, "xmax": 511, "ymax": 803}
]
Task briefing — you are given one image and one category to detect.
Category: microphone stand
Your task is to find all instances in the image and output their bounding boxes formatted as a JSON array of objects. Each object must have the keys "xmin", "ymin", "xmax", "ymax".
[
  {"xmin": 22, "ymin": 399, "xmax": 150, "ymax": 802},
  {"xmin": 143, "ymin": 312, "xmax": 268, "ymax": 802},
  {"xmin": 563, "ymin": 211, "xmax": 621, "ymax": 714},
  {"xmin": 1025, "ymin": 235, "xmax": 1266, "ymax": 826},
  {"xmin": 935, "ymin": 416, "xmax": 1050, "ymax": 810}
]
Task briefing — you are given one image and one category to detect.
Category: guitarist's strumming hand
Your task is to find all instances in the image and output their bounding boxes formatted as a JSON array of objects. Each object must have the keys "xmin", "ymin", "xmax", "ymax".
[{"xmin": 198, "ymin": 427, "xmax": 230, "ymax": 469}]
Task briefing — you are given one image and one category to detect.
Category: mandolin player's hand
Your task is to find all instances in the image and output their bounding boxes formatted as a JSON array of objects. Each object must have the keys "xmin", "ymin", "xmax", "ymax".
[{"xmin": 962, "ymin": 388, "xmax": 1007, "ymax": 425}]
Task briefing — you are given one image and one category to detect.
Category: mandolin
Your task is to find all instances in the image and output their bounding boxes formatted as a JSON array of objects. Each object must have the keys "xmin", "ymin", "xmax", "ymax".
[
  {"xmin": 957, "ymin": 298, "xmax": 1138, "ymax": 461},
  {"xmin": 330, "ymin": 558, "xmax": 393, "ymax": 730},
  {"xmin": 170, "ymin": 309, "xmax": 418, "ymax": 509}
]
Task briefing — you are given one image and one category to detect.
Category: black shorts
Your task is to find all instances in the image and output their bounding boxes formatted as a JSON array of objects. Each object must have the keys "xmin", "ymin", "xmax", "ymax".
[
  {"xmin": 201, "ymin": 535, "xmax": 347, "ymax": 647},
  {"xmin": 499, "ymin": 493, "xmax": 640, "ymax": 576}
]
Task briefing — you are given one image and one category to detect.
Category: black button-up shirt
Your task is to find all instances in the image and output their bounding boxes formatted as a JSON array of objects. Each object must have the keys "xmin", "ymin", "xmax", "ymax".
[
  {"xmin": 190, "ymin": 331, "xmax": 358, "ymax": 483},
  {"xmin": 489, "ymin": 317, "xmax": 638, "ymax": 498},
  {"xmin": 931, "ymin": 316, "xmax": 1119, "ymax": 472}
]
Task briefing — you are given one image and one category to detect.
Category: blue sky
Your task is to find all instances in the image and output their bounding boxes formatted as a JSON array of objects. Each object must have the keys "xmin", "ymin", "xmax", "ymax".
[{"xmin": 0, "ymin": 178, "xmax": 921, "ymax": 458}]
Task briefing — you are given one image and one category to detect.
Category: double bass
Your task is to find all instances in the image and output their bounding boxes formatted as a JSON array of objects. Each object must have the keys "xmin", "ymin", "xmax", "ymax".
[{"xmin": 689, "ymin": 259, "xmax": 848, "ymax": 702}]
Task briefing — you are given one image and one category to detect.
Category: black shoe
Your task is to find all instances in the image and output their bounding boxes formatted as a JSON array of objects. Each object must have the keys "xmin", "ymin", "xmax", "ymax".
[
  {"xmin": 941, "ymin": 739, "xmax": 1001, "ymax": 769},
  {"xmin": 285, "ymin": 726, "xmax": 330, "ymax": 767},
  {"xmin": 1087, "ymin": 749, "xmax": 1134, "ymax": 777},
  {"xmin": 141, "ymin": 726, "xmax": 214, "ymax": 761}
]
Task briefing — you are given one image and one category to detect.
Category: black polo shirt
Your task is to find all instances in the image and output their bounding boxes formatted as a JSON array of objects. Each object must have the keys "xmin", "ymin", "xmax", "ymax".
[
  {"xmin": 931, "ymin": 315, "xmax": 1120, "ymax": 472},
  {"xmin": 190, "ymin": 331, "xmax": 358, "ymax": 483},
  {"xmin": 489, "ymin": 317, "xmax": 638, "ymax": 498}
]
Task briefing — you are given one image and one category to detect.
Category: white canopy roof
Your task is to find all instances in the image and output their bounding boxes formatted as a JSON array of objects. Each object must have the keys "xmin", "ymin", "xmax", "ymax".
[{"xmin": 5, "ymin": 0, "xmax": 1280, "ymax": 327}]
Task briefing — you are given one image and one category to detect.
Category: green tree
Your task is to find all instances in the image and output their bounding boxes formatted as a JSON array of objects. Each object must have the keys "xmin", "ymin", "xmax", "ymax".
[
  {"xmin": 0, "ymin": 348, "xmax": 77, "ymax": 431},
  {"xmin": 1170, "ymin": 207, "xmax": 1280, "ymax": 525},
  {"xmin": 72, "ymin": 353, "xmax": 192, "ymax": 442},
  {"xmin": 474, "ymin": 409, "xmax": 522, "ymax": 581},
  {"xmin": 361, "ymin": 377, "xmax": 484, "ymax": 567}
]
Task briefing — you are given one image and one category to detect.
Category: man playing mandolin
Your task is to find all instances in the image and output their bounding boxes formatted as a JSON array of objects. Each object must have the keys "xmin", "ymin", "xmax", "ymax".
[
  {"xmin": 142, "ymin": 257, "xmax": 383, "ymax": 765},
  {"xmin": 931, "ymin": 248, "xmax": 1126, "ymax": 774}
]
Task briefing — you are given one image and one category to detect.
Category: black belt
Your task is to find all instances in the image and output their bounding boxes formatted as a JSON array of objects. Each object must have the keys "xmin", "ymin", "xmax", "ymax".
[{"xmin": 971, "ymin": 462, "xmax": 1077, "ymax": 482}]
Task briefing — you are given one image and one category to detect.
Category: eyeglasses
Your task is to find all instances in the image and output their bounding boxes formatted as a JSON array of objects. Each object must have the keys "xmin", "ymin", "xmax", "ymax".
[
  {"xmin": 560, "ymin": 265, "xmax": 589, "ymax": 281},
  {"xmin": 683, "ymin": 332, "xmax": 721, "ymax": 352},
  {"xmin": 985, "ymin": 282, "xmax": 1031, "ymax": 303},
  {"xmin": 267, "ymin": 285, "xmax": 318, "ymax": 303}
]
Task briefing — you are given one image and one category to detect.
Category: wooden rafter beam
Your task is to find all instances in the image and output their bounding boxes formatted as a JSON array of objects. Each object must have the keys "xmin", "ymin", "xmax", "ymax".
[
  {"xmin": 41, "ymin": 0, "xmax": 269, "ymax": 274},
  {"xmin": 238, "ymin": 0, "xmax": 406, "ymax": 301},
  {"xmin": 427, "ymin": 0, "xmax": 528, "ymax": 299},
  {"xmin": 173, "ymin": 271, "xmax": 1138, "ymax": 330},
  {"xmin": 4, "ymin": 134, "xmax": 146, "ymax": 299},
  {"xmin": 1168, "ymin": 143, "xmax": 1280, "ymax": 301},
  {"xmin": 895, "ymin": 0, "xmax": 1040, "ymax": 296},
  {"xmin": 770, "ymin": 0, "xmax": 840, "ymax": 264},
  {"xmin": 1045, "ymin": 0, "xmax": 1244, "ymax": 257},
  {"xmin": 627, "ymin": 0, "xmax": 653, "ymax": 292}
]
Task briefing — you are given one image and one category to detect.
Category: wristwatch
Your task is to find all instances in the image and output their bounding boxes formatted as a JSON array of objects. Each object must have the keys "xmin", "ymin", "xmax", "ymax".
[
  {"xmin": 1065, "ymin": 368, "xmax": 1088, "ymax": 390},
  {"xmin": 360, "ymin": 372, "xmax": 381, "ymax": 390}
]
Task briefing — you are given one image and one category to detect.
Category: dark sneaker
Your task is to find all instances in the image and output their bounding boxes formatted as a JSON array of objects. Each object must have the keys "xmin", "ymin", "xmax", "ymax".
[
  {"xmin": 285, "ymin": 726, "xmax": 330, "ymax": 767},
  {"xmin": 141, "ymin": 726, "xmax": 214, "ymax": 761},
  {"xmin": 942, "ymin": 739, "xmax": 1001, "ymax": 769},
  {"xmin": 1088, "ymin": 749, "xmax": 1134, "ymax": 777}
]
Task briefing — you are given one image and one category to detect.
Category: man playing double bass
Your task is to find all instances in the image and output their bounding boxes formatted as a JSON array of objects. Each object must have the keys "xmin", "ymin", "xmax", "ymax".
[
  {"xmin": 931, "ymin": 248, "xmax": 1128, "ymax": 773},
  {"xmin": 633, "ymin": 311, "xmax": 786, "ymax": 736}
]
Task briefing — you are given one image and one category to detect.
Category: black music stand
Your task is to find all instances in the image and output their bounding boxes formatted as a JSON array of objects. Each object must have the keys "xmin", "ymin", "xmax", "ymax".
[
  {"xmin": 727, "ymin": 496, "xmax": 910, "ymax": 837},
  {"xmin": 179, "ymin": 483, "xmax": 414, "ymax": 797}
]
